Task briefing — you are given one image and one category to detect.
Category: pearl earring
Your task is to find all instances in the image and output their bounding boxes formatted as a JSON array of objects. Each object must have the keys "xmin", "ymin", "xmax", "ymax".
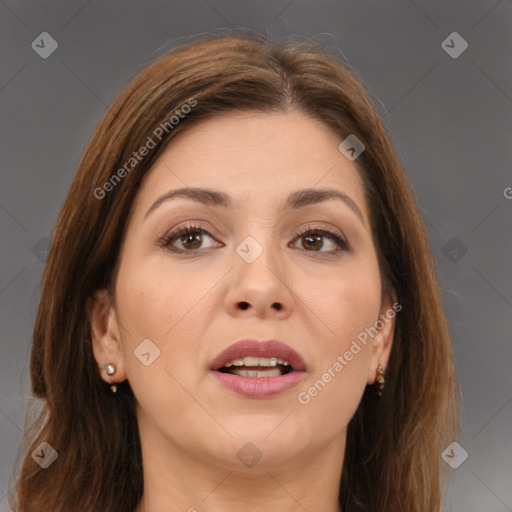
[{"xmin": 104, "ymin": 363, "xmax": 117, "ymax": 393}]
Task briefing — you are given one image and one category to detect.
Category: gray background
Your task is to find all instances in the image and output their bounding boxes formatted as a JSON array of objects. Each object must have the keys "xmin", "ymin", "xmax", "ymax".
[{"xmin": 1, "ymin": 1, "xmax": 511, "ymax": 511}]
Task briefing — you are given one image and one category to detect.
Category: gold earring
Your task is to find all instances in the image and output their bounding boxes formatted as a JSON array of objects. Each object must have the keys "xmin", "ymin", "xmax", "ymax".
[
  {"xmin": 104, "ymin": 363, "xmax": 117, "ymax": 393},
  {"xmin": 375, "ymin": 364, "xmax": 385, "ymax": 397}
]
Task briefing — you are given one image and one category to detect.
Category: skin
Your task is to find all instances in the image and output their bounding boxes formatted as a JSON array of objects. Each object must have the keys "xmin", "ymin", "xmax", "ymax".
[{"xmin": 89, "ymin": 110, "xmax": 395, "ymax": 512}]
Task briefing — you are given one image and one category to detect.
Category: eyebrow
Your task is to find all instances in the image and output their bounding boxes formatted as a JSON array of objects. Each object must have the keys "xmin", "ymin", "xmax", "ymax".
[{"xmin": 144, "ymin": 186, "xmax": 366, "ymax": 226}]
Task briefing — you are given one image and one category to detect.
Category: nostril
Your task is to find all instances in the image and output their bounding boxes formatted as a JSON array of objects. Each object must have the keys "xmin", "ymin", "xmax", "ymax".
[{"xmin": 237, "ymin": 302, "xmax": 282, "ymax": 311}]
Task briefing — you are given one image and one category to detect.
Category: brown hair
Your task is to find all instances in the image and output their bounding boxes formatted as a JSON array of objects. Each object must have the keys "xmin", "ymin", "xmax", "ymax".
[{"xmin": 11, "ymin": 30, "xmax": 459, "ymax": 512}]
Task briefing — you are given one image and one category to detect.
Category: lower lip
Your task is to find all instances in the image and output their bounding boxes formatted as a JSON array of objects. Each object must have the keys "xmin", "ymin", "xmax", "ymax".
[{"xmin": 211, "ymin": 370, "xmax": 306, "ymax": 398}]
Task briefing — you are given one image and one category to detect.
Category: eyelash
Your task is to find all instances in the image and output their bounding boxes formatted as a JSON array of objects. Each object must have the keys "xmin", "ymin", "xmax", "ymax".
[{"xmin": 157, "ymin": 222, "xmax": 349, "ymax": 256}]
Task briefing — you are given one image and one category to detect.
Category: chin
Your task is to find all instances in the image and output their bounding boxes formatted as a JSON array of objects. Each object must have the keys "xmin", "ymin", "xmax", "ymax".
[{"xmin": 203, "ymin": 425, "xmax": 306, "ymax": 467}]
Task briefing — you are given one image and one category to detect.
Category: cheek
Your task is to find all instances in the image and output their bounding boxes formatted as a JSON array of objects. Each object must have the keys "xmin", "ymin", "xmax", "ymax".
[
  {"xmin": 114, "ymin": 254, "xmax": 216, "ymax": 385},
  {"xmin": 314, "ymin": 252, "xmax": 382, "ymax": 352},
  {"xmin": 113, "ymin": 258, "xmax": 213, "ymax": 423},
  {"xmin": 294, "ymin": 255, "xmax": 380, "ymax": 427},
  {"xmin": 115, "ymin": 252, "xmax": 209, "ymax": 340}
]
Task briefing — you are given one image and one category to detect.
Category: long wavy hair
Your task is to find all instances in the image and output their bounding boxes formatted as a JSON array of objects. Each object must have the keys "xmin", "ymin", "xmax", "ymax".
[{"xmin": 10, "ymin": 30, "xmax": 459, "ymax": 512}]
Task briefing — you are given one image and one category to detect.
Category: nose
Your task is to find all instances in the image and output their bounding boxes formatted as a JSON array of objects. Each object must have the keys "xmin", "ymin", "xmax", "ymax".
[{"xmin": 223, "ymin": 240, "xmax": 294, "ymax": 319}]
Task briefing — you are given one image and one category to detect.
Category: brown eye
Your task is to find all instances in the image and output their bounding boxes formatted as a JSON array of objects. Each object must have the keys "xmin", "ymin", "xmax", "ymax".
[
  {"xmin": 178, "ymin": 231, "xmax": 203, "ymax": 250},
  {"xmin": 159, "ymin": 224, "xmax": 221, "ymax": 253},
  {"xmin": 302, "ymin": 233, "xmax": 324, "ymax": 251},
  {"xmin": 293, "ymin": 226, "xmax": 348, "ymax": 254}
]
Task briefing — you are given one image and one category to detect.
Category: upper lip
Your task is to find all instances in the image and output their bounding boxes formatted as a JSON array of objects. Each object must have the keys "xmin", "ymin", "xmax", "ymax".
[{"xmin": 210, "ymin": 339, "xmax": 307, "ymax": 372}]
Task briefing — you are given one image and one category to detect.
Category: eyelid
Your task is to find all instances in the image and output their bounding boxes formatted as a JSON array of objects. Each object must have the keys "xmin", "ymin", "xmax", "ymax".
[
  {"xmin": 293, "ymin": 222, "xmax": 349, "ymax": 252},
  {"xmin": 158, "ymin": 221, "xmax": 349, "ymax": 254},
  {"xmin": 157, "ymin": 222, "xmax": 220, "ymax": 251},
  {"xmin": 295, "ymin": 222, "xmax": 346, "ymax": 241}
]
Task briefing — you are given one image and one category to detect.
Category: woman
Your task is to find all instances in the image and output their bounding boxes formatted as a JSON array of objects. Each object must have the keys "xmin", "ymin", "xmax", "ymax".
[{"xmin": 11, "ymin": 30, "xmax": 459, "ymax": 512}]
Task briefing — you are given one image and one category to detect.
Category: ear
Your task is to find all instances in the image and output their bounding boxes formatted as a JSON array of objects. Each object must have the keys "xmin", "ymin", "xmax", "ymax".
[
  {"xmin": 86, "ymin": 289, "xmax": 127, "ymax": 385},
  {"xmin": 366, "ymin": 292, "xmax": 399, "ymax": 385}
]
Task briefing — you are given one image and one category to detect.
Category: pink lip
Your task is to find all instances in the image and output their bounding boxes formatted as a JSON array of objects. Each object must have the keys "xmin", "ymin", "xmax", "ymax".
[
  {"xmin": 212, "ymin": 370, "xmax": 306, "ymax": 398},
  {"xmin": 209, "ymin": 339, "xmax": 307, "ymax": 399}
]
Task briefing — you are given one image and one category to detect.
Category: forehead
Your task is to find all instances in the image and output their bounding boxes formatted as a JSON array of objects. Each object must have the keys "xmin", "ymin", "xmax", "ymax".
[{"xmin": 134, "ymin": 111, "xmax": 368, "ymax": 221}]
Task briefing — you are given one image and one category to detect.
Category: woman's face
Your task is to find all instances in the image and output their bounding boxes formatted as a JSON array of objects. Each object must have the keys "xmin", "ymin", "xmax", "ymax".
[{"xmin": 91, "ymin": 110, "xmax": 394, "ymax": 473}]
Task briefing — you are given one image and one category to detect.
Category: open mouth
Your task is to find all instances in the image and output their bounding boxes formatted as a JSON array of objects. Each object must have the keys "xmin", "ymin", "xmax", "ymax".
[
  {"xmin": 209, "ymin": 339, "xmax": 307, "ymax": 397},
  {"xmin": 217, "ymin": 356, "xmax": 295, "ymax": 378}
]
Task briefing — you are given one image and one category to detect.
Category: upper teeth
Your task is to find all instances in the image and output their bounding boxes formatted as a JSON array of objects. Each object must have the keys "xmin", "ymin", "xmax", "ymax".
[{"xmin": 223, "ymin": 356, "xmax": 290, "ymax": 367}]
